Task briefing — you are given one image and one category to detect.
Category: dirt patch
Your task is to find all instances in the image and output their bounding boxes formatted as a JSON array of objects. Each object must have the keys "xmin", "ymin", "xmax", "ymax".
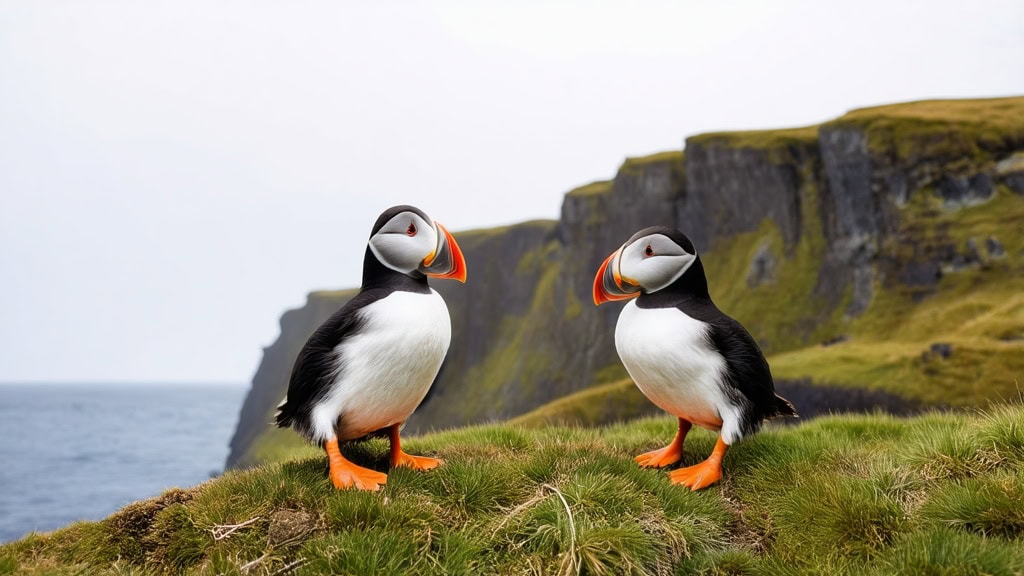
[
  {"xmin": 105, "ymin": 488, "xmax": 194, "ymax": 542},
  {"xmin": 719, "ymin": 482, "xmax": 770, "ymax": 555},
  {"xmin": 268, "ymin": 509, "xmax": 316, "ymax": 548}
]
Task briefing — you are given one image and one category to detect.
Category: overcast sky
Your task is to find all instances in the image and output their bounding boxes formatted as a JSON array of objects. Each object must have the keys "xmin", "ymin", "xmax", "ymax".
[{"xmin": 1, "ymin": 1, "xmax": 1022, "ymax": 384}]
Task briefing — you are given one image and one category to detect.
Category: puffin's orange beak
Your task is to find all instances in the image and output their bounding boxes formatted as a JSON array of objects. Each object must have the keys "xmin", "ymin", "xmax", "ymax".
[
  {"xmin": 421, "ymin": 221, "xmax": 467, "ymax": 283},
  {"xmin": 593, "ymin": 247, "xmax": 640, "ymax": 305}
]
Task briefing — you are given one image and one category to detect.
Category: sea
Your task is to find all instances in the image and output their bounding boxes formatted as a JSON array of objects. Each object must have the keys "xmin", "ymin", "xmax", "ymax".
[{"xmin": 0, "ymin": 383, "xmax": 247, "ymax": 543}]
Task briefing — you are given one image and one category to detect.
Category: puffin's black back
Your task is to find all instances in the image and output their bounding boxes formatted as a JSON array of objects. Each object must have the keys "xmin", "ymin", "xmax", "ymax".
[{"xmin": 636, "ymin": 250, "xmax": 797, "ymax": 434}]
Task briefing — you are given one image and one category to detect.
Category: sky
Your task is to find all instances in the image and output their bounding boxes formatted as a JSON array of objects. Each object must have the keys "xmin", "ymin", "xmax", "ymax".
[{"xmin": 1, "ymin": 1, "xmax": 1023, "ymax": 384}]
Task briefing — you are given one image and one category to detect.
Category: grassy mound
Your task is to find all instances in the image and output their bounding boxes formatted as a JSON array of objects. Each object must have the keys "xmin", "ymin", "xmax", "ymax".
[
  {"xmin": 508, "ymin": 378, "xmax": 654, "ymax": 429},
  {"xmin": 4, "ymin": 405, "xmax": 1023, "ymax": 575}
]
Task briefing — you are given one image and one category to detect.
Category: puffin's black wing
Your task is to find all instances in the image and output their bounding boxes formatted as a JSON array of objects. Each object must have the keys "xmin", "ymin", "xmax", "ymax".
[
  {"xmin": 678, "ymin": 298, "xmax": 797, "ymax": 431},
  {"xmin": 275, "ymin": 288, "xmax": 391, "ymax": 439}
]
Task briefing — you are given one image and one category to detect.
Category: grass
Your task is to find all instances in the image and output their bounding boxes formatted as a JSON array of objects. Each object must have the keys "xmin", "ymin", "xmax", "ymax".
[{"xmin": 4, "ymin": 406, "xmax": 1024, "ymax": 575}]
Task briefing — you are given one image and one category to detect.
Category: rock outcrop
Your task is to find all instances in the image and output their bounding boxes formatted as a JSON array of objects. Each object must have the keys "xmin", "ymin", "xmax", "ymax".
[{"xmin": 228, "ymin": 97, "xmax": 1024, "ymax": 468}]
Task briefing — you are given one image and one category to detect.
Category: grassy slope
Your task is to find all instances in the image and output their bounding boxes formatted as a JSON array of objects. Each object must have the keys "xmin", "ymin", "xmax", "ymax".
[
  {"xmin": 4, "ymin": 406, "xmax": 1024, "ymax": 576},
  {"xmin": 768, "ymin": 185, "xmax": 1024, "ymax": 407},
  {"xmin": 508, "ymin": 378, "xmax": 652, "ymax": 429}
]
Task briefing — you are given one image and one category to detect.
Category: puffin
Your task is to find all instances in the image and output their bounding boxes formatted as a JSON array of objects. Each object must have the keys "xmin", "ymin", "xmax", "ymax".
[
  {"xmin": 276, "ymin": 205, "xmax": 467, "ymax": 491},
  {"xmin": 592, "ymin": 226, "xmax": 796, "ymax": 490}
]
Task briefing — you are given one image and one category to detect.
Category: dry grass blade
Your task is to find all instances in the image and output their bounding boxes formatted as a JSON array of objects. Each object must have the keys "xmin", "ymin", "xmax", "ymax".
[
  {"xmin": 210, "ymin": 516, "xmax": 261, "ymax": 540},
  {"xmin": 239, "ymin": 552, "xmax": 268, "ymax": 573},
  {"xmin": 489, "ymin": 491, "xmax": 550, "ymax": 538},
  {"xmin": 542, "ymin": 483, "xmax": 579, "ymax": 576},
  {"xmin": 269, "ymin": 558, "xmax": 306, "ymax": 576}
]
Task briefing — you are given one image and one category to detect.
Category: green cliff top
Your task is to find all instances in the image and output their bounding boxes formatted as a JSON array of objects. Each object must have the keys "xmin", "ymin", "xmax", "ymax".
[
  {"xmin": 828, "ymin": 96, "xmax": 1024, "ymax": 161},
  {"xmin": 836, "ymin": 96, "xmax": 1024, "ymax": 130},
  {"xmin": 683, "ymin": 97, "xmax": 1024, "ymax": 161},
  {"xmin": 686, "ymin": 125, "xmax": 820, "ymax": 151},
  {"xmin": 565, "ymin": 179, "xmax": 613, "ymax": 198},
  {"xmin": 621, "ymin": 150, "xmax": 685, "ymax": 169}
]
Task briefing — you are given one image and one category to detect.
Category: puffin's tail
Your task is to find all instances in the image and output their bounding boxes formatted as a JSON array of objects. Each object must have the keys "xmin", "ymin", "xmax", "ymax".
[
  {"xmin": 773, "ymin": 394, "xmax": 798, "ymax": 418},
  {"xmin": 274, "ymin": 398, "xmax": 293, "ymax": 428}
]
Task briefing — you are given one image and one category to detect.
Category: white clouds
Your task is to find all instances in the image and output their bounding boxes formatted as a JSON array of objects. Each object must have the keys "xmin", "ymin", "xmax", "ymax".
[{"xmin": 1, "ymin": 0, "xmax": 1022, "ymax": 382}]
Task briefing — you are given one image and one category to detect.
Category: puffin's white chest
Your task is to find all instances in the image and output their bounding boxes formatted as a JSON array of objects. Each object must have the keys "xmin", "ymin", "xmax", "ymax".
[
  {"xmin": 313, "ymin": 289, "xmax": 451, "ymax": 440},
  {"xmin": 615, "ymin": 301, "xmax": 730, "ymax": 430}
]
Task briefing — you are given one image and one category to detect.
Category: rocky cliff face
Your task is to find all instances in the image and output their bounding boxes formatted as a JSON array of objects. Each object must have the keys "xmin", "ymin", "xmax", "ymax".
[{"xmin": 228, "ymin": 97, "xmax": 1024, "ymax": 468}]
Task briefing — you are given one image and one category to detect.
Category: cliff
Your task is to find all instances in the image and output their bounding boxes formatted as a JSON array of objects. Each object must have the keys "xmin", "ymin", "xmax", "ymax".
[{"xmin": 228, "ymin": 97, "xmax": 1024, "ymax": 468}]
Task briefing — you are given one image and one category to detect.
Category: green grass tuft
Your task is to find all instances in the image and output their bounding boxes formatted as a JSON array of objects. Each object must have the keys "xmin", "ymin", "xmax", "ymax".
[
  {"xmin": 920, "ymin": 475, "xmax": 1024, "ymax": 538},
  {"xmin": 775, "ymin": 476, "xmax": 906, "ymax": 559},
  {"xmin": 868, "ymin": 527, "xmax": 1024, "ymax": 576}
]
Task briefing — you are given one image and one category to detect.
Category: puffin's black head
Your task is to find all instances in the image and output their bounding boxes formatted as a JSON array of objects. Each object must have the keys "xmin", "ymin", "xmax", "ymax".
[
  {"xmin": 593, "ymin": 226, "xmax": 704, "ymax": 305},
  {"xmin": 364, "ymin": 205, "xmax": 467, "ymax": 284}
]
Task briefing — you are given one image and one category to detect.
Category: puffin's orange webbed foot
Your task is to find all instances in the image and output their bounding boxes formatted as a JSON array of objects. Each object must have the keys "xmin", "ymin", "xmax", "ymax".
[
  {"xmin": 636, "ymin": 418, "xmax": 691, "ymax": 468},
  {"xmin": 392, "ymin": 451, "xmax": 443, "ymax": 471},
  {"xmin": 635, "ymin": 444, "xmax": 683, "ymax": 468},
  {"xmin": 668, "ymin": 459, "xmax": 722, "ymax": 490},
  {"xmin": 668, "ymin": 435, "xmax": 728, "ymax": 491},
  {"xmin": 330, "ymin": 463, "xmax": 388, "ymax": 491},
  {"xmin": 388, "ymin": 423, "xmax": 443, "ymax": 472},
  {"xmin": 325, "ymin": 436, "xmax": 387, "ymax": 491}
]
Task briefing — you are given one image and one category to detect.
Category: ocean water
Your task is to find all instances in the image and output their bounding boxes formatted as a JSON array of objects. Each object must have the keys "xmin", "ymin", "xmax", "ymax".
[{"xmin": 0, "ymin": 383, "xmax": 247, "ymax": 543}]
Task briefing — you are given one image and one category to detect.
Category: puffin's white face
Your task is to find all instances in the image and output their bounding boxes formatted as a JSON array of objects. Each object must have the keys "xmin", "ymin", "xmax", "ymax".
[
  {"xmin": 593, "ymin": 229, "xmax": 697, "ymax": 304},
  {"xmin": 367, "ymin": 208, "xmax": 467, "ymax": 282},
  {"xmin": 368, "ymin": 211, "xmax": 438, "ymax": 275},
  {"xmin": 618, "ymin": 233, "xmax": 696, "ymax": 293}
]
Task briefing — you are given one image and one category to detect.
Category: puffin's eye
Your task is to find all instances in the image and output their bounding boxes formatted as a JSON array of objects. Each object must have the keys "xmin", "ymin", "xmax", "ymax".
[
  {"xmin": 644, "ymin": 244, "xmax": 654, "ymax": 257},
  {"xmin": 407, "ymin": 223, "xmax": 417, "ymax": 236}
]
